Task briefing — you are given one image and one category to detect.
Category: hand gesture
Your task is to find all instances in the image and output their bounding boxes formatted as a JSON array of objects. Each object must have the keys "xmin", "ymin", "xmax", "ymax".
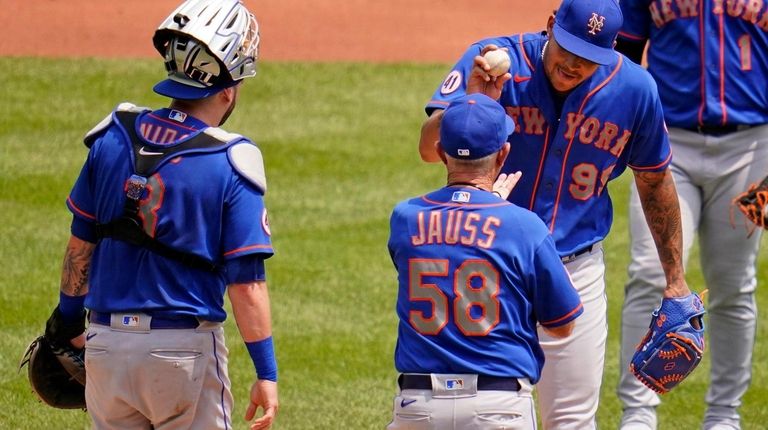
[
  {"xmin": 493, "ymin": 171, "xmax": 522, "ymax": 200},
  {"xmin": 245, "ymin": 379, "xmax": 279, "ymax": 429}
]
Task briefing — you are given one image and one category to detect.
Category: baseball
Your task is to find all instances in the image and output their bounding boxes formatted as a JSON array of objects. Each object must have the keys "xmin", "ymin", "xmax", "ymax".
[{"xmin": 483, "ymin": 49, "xmax": 511, "ymax": 77}]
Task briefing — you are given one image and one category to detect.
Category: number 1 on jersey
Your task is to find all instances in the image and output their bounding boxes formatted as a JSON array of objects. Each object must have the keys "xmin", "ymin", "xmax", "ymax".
[{"xmin": 738, "ymin": 34, "xmax": 752, "ymax": 71}]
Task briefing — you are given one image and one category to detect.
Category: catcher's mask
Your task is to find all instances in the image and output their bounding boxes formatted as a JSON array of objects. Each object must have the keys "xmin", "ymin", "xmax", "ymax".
[
  {"xmin": 152, "ymin": 0, "xmax": 260, "ymax": 100},
  {"xmin": 19, "ymin": 336, "xmax": 86, "ymax": 409}
]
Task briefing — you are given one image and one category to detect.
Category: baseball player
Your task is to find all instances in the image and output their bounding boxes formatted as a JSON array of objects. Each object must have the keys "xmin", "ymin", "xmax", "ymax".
[
  {"xmin": 615, "ymin": 2, "xmax": 768, "ymax": 429},
  {"xmin": 388, "ymin": 93, "xmax": 583, "ymax": 430},
  {"xmin": 51, "ymin": 0, "xmax": 279, "ymax": 428},
  {"xmin": 418, "ymin": 0, "xmax": 694, "ymax": 428}
]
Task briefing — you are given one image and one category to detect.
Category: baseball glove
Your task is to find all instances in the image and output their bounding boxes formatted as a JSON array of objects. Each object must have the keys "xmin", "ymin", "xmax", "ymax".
[
  {"xmin": 630, "ymin": 293, "xmax": 706, "ymax": 394},
  {"xmin": 732, "ymin": 174, "xmax": 768, "ymax": 235},
  {"xmin": 18, "ymin": 307, "xmax": 86, "ymax": 409}
]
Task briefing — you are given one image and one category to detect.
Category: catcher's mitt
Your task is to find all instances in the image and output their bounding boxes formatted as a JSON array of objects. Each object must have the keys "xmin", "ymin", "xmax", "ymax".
[
  {"xmin": 18, "ymin": 307, "xmax": 87, "ymax": 409},
  {"xmin": 630, "ymin": 293, "xmax": 706, "ymax": 394},
  {"xmin": 732, "ymin": 174, "xmax": 768, "ymax": 235}
]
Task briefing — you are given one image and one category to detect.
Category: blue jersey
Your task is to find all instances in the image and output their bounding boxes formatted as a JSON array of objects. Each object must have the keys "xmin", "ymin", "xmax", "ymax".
[
  {"xmin": 619, "ymin": 0, "xmax": 768, "ymax": 128},
  {"xmin": 388, "ymin": 187, "xmax": 583, "ymax": 382},
  {"xmin": 426, "ymin": 33, "xmax": 671, "ymax": 256},
  {"xmin": 67, "ymin": 104, "xmax": 273, "ymax": 322}
]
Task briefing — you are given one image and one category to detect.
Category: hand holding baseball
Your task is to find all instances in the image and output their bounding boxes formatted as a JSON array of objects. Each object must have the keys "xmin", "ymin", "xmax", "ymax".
[
  {"xmin": 467, "ymin": 45, "xmax": 512, "ymax": 100},
  {"xmin": 483, "ymin": 49, "xmax": 511, "ymax": 77}
]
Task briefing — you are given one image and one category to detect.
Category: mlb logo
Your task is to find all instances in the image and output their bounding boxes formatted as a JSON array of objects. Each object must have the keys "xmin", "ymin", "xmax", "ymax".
[
  {"xmin": 457, "ymin": 148, "xmax": 470, "ymax": 156},
  {"xmin": 445, "ymin": 379, "xmax": 464, "ymax": 390},
  {"xmin": 122, "ymin": 315, "xmax": 140, "ymax": 327},
  {"xmin": 452, "ymin": 191, "xmax": 471, "ymax": 203},
  {"xmin": 169, "ymin": 109, "xmax": 187, "ymax": 123}
]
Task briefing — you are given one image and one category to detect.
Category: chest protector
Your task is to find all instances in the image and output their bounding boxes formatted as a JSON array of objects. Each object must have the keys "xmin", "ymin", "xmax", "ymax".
[{"xmin": 89, "ymin": 107, "xmax": 261, "ymax": 272}]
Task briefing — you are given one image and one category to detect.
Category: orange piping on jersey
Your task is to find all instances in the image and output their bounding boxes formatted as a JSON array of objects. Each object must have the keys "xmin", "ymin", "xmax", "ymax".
[
  {"xmin": 628, "ymin": 151, "xmax": 673, "ymax": 171},
  {"xmin": 617, "ymin": 31, "xmax": 645, "ymax": 42},
  {"xmin": 429, "ymin": 100, "xmax": 451, "ymax": 107},
  {"xmin": 147, "ymin": 112, "xmax": 200, "ymax": 131},
  {"xmin": 421, "ymin": 195, "xmax": 510, "ymax": 208},
  {"xmin": 67, "ymin": 196, "xmax": 96, "ymax": 220},
  {"xmin": 519, "ymin": 33, "xmax": 535, "ymax": 72},
  {"xmin": 529, "ymin": 126, "xmax": 551, "ymax": 211},
  {"xmin": 718, "ymin": 10, "xmax": 727, "ymax": 125},
  {"xmin": 541, "ymin": 302, "xmax": 584, "ymax": 326},
  {"xmin": 223, "ymin": 244, "xmax": 273, "ymax": 256},
  {"xmin": 697, "ymin": 0, "xmax": 706, "ymax": 125},
  {"xmin": 550, "ymin": 56, "xmax": 623, "ymax": 233}
]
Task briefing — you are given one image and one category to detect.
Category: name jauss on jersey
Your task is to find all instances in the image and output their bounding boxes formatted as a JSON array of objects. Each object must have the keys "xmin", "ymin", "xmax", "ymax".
[
  {"xmin": 410, "ymin": 210, "xmax": 501, "ymax": 248},
  {"xmin": 648, "ymin": 0, "xmax": 768, "ymax": 28}
]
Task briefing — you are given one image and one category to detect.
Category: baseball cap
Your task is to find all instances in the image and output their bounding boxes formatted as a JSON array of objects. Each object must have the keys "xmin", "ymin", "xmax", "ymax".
[
  {"xmin": 440, "ymin": 94, "xmax": 515, "ymax": 160},
  {"xmin": 153, "ymin": 75, "xmax": 238, "ymax": 100},
  {"xmin": 552, "ymin": 0, "xmax": 623, "ymax": 65}
]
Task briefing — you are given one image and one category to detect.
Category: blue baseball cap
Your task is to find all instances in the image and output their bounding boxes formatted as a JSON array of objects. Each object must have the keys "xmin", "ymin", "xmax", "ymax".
[
  {"xmin": 553, "ymin": 0, "xmax": 623, "ymax": 65},
  {"xmin": 153, "ymin": 76, "xmax": 238, "ymax": 100},
  {"xmin": 440, "ymin": 94, "xmax": 515, "ymax": 160}
]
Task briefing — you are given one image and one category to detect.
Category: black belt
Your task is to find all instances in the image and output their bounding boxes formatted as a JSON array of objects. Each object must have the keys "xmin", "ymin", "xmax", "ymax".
[
  {"xmin": 398, "ymin": 374, "xmax": 521, "ymax": 391},
  {"xmin": 89, "ymin": 311, "xmax": 200, "ymax": 329},
  {"xmin": 561, "ymin": 243, "xmax": 595, "ymax": 264},
  {"xmin": 684, "ymin": 124, "xmax": 753, "ymax": 136}
]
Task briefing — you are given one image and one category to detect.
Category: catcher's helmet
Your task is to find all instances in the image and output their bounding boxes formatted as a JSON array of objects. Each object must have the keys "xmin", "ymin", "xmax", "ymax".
[{"xmin": 152, "ymin": 0, "xmax": 260, "ymax": 100}]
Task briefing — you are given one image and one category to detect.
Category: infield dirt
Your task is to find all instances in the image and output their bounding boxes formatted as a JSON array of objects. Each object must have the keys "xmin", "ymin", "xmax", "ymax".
[{"xmin": 1, "ymin": 0, "xmax": 557, "ymax": 63}]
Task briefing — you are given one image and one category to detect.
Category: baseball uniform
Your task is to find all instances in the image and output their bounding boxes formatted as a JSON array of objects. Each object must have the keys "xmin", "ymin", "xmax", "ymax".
[
  {"xmin": 388, "ymin": 186, "xmax": 583, "ymax": 430},
  {"xmin": 68, "ymin": 104, "xmax": 273, "ymax": 428},
  {"xmin": 425, "ymin": 23, "xmax": 671, "ymax": 430},
  {"xmin": 616, "ymin": 2, "xmax": 768, "ymax": 429}
]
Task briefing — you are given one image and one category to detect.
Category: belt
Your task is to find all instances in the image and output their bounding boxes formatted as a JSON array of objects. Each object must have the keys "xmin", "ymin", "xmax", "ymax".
[
  {"xmin": 684, "ymin": 124, "xmax": 753, "ymax": 136},
  {"xmin": 398, "ymin": 374, "xmax": 521, "ymax": 391},
  {"xmin": 561, "ymin": 243, "xmax": 596, "ymax": 264},
  {"xmin": 89, "ymin": 311, "xmax": 200, "ymax": 329}
]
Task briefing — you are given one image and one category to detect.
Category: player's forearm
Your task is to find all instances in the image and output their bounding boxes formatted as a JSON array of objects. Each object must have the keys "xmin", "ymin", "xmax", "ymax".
[
  {"xmin": 228, "ymin": 280, "xmax": 273, "ymax": 342},
  {"xmin": 60, "ymin": 235, "xmax": 94, "ymax": 297},
  {"xmin": 542, "ymin": 320, "xmax": 575, "ymax": 338},
  {"xmin": 634, "ymin": 169, "xmax": 690, "ymax": 297},
  {"xmin": 229, "ymin": 281, "xmax": 278, "ymax": 382},
  {"xmin": 419, "ymin": 110, "xmax": 444, "ymax": 163}
]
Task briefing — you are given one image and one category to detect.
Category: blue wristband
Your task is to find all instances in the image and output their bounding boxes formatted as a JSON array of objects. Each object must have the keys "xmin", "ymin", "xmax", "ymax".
[
  {"xmin": 245, "ymin": 337, "xmax": 278, "ymax": 382},
  {"xmin": 59, "ymin": 291, "xmax": 86, "ymax": 323}
]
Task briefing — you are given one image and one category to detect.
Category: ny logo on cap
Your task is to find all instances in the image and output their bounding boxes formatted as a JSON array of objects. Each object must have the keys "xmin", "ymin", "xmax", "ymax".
[{"xmin": 587, "ymin": 13, "xmax": 605, "ymax": 35}]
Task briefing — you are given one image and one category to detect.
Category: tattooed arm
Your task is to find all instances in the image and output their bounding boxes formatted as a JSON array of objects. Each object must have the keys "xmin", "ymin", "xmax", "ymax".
[
  {"xmin": 59, "ymin": 235, "xmax": 95, "ymax": 348},
  {"xmin": 634, "ymin": 169, "xmax": 691, "ymax": 298},
  {"xmin": 60, "ymin": 235, "xmax": 95, "ymax": 297}
]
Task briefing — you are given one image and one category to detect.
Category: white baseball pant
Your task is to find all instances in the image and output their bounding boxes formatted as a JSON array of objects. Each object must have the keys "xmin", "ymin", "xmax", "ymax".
[
  {"xmin": 618, "ymin": 125, "xmax": 768, "ymax": 430},
  {"xmin": 537, "ymin": 244, "xmax": 607, "ymax": 429}
]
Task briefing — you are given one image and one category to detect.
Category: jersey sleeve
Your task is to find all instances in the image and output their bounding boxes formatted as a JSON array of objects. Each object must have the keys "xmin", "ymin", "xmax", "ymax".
[
  {"xmin": 425, "ymin": 42, "xmax": 483, "ymax": 114},
  {"xmin": 618, "ymin": 0, "xmax": 651, "ymax": 42},
  {"xmin": 66, "ymin": 151, "xmax": 98, "ymax": 225},
  {"xmin": 531, "ymin": 234, "xmax": 583, "ymax": 327},
  {"xmin": 625, "ymin": 74, "xmax": 672, "ymax": 172},
  {"xmin": 221, "ymin": 174, "xmax": 274, "ymax": 260}
]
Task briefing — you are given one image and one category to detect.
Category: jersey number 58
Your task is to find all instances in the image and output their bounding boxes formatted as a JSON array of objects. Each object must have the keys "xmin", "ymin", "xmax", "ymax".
[{"xmin": 408, "ymin": 259, "xmax": 500, "ymax": 337}]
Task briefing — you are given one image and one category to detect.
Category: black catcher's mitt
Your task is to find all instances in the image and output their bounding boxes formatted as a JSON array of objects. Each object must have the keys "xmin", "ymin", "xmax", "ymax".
[
  {"xmin": 19, "ymin": 307, "xmax": 86, "ymax": 409},
  {"xmin": 630, "ymin": 293, "xmax": 706, "ymax": 394},
  {"xmin": 732, "ymin": 174, "xmax": 768, "ymax": 235}
]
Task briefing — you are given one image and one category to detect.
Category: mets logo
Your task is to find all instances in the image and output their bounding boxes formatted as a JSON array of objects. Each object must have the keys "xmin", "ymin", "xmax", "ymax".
[{"xmin": 587, "ymin": 13, "xmax": 605, "ymax": 35}]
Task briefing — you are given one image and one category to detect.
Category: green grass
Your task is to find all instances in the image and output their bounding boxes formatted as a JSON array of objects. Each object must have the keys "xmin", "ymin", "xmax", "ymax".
[{"xmin": 1, "ymin": 57, "xmax": 766, "ymax": 429}]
